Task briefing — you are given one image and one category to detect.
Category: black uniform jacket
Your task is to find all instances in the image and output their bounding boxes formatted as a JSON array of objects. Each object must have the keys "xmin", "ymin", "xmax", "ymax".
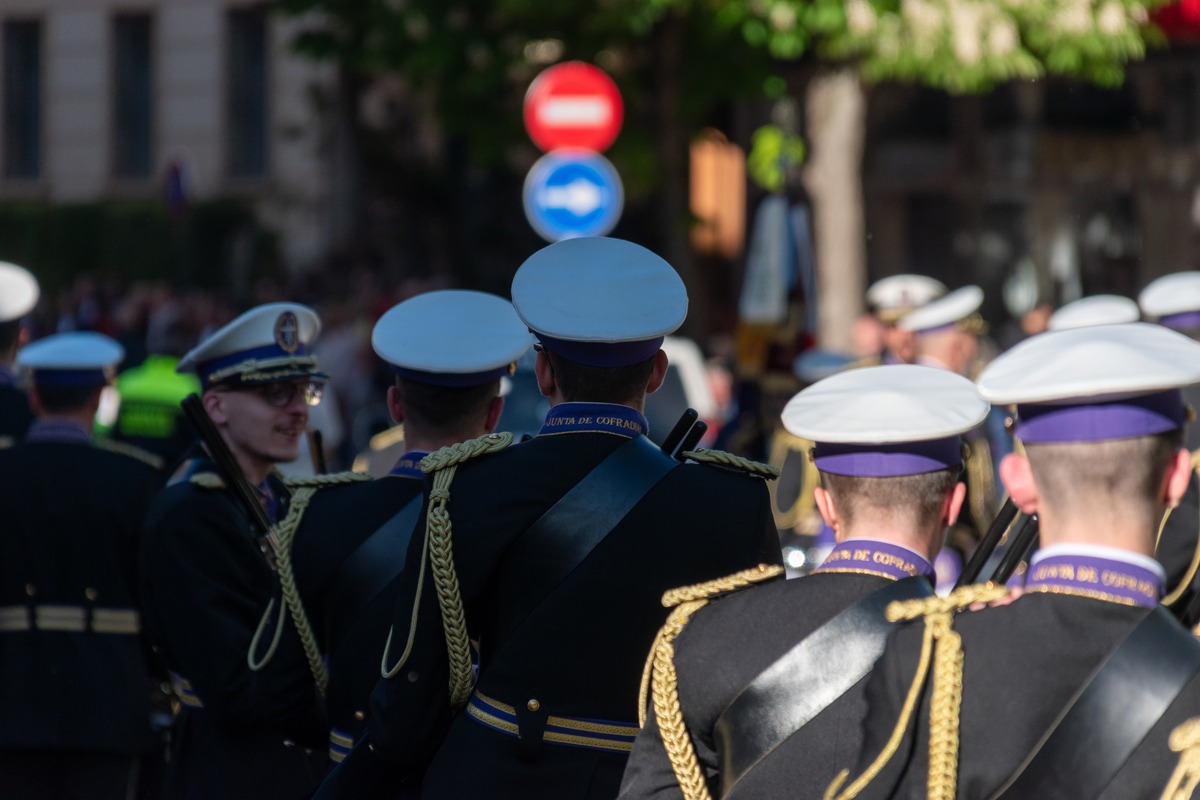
[
  {"xmin": 0, "ymin": 437, "xmax": 160, "ymax": 753},
  {"xmin": 139, "ymin": 448, "xmax": 328, "ymax": 800},
  {"xmin": 841, "ymin": 592, "xmax": 1200, "ymax": 800},
  {"xmin": 0, "ymin": 383, "xmax": 33, "ymax": 445},
  {"xmin": 291, "ymin": 471, "xmax": 424, "ymax": 749},
  {"xmin": 354, "ymin": 429, "xmax": 781, "ymax": 800},
  {"xmin": 620, "ymin": 572, "xmax": 903, "ymax": 800}
]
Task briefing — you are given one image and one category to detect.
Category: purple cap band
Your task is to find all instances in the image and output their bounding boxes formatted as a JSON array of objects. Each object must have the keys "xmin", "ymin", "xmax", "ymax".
[
  {"xmin": 1016, "ymin": 390, "xmax": 1184, "ymax": 444},
  {"xmin": 813, "ymin": 436, "xmax": 964, "ymax": 477},
  {"xmin": 1160, "ymin": 311, "xmax": 1200, "ymax": 330},
  {"xmin": 32, "ymin": 368, "xmax": 109, "ymax": 387},
  {"xmin": 536, "ymin": 335, "xmax": 664, "ymax": 367},
  {"xmin": 392, "ymin": 365, "xmax": 509, "ymax": 388}
]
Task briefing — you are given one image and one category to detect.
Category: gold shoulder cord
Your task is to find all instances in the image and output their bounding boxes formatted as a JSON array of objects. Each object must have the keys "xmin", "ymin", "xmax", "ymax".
[
  {"xmin": 97, "ymin": 438, "xmax": 165, "ymax": 470},
  {"xmin": 638, "ymin": 564, "xmax": 784, "ymax": 800},
  {"xmin": 1159, "ymin": 455, "xmax": 1200, "ymax": 607},
  {"xmin": 247, "ymin": 471, "xmax": 369, "ymax": 689},
  {"xmin": 379, "ymin": 432, "xmax": 513, "ymax": 709},
  {"xmin": 826, "ymin": 584, "xmax": 1008, "ymax": 800},
  {"xmin": 189, "ymin": 472, "xmax": 225, "ymax": 489},
  {"xmin": 681, "ymin": 448, "xmax": 781, "ymax": 480},
  {"xmin": 1162, "ymin": 718, "xmax": 1200, "ymax": 800}
]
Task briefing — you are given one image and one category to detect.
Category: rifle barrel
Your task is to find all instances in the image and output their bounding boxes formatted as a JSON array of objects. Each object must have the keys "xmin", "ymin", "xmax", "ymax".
[
  {"xmin": 955, "ymin": 497, "xmax": 1020, "ymax": 588},
  {"xmin": 989, "ymin": 513, "xmax": 1040, "ymax": 585}
]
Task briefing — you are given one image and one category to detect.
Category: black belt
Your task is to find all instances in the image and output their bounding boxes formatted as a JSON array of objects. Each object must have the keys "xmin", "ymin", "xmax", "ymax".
[
  {"xmin": 714, "ymin": 576, "xmax": 933, "ymax": 796},
  {"xmin": 993, "ymin": 604, "xmax": 1200, "ymax": 798}
]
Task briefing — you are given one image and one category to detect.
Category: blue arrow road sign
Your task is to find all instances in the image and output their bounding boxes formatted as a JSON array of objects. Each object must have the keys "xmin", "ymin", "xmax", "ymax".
[{"xmin": 523, "ymin": 150, "xmax": 624, "ymax": 242}]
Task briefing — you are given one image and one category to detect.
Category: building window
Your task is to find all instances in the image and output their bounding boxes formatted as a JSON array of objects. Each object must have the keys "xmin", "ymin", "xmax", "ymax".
[
  {"xmin": 113, "ymin": 14, "xmax": 153, "ymax": 179},
  {"xmin": 3, "ymin": 20, "xmax": 41, "ymax": 180},
  {"xmin": 227, "ymin": 6, "xmax": 267, "ymax": 178}
]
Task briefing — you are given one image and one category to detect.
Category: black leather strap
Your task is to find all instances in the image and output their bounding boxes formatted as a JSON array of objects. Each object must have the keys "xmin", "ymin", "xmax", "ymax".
[
  {"xmin": 500, "ymin": 434, "xmax": 679, "ymax": 633},
  {"xmin": 994, "ymin": 604, "xmax": 1200, "ymax": 799},
  {"xmin": 324, "ymin": 493, "xmax": 423, "ymax": 654},
  {"xmin": 715, "ymin": 576, "xmax": 933, "ymax": 796}
]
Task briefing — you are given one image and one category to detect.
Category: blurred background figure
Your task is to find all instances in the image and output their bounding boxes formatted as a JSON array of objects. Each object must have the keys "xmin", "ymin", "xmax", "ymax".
[{"xmin": 0, "ymin": 262, "xmax": 39, "ymax": 447}]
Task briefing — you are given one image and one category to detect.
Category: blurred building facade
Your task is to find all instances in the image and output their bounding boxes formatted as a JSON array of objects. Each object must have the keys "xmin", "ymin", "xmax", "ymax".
[{"xmin": 0, "ymin": 0, "xmax": 337, "ymax": 272}]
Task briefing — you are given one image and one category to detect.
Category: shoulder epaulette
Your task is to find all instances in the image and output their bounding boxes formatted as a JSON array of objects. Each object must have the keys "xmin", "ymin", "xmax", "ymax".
[
  {"xmin": 638, "ymin": 564, "xmax": 784, "ymax": 800},
  {"xmin": 681, "ymin": 447, "xmax": 780, "ymax": 480},
  {"xmin": 1162, "ymin": 716, "xmax": 1200, "ymax": 800},
  {"xmin": 369, "ymin": 424, "xmax": 406, "ymax": 451},
  {"xmin": 96, "ymin": 438, "xmax": 165, "ymax": 470},
  {"xmin": 283, "ymin": 470, "xmax": 371, "ymax": 489},
  {"xmin": 827, "ymin": 583, "xmax": 1008, "ymax": 800},
  {"xmin": 189, "ymin": 472, "xmax": 225, "ymax": 489},
  {"xmin": 662, "ymin": 563, "xmax": 785, "ymax": 609},
  {"xmin": 420, "ymin": 431, "xmax": 514, "ymax": 474}
]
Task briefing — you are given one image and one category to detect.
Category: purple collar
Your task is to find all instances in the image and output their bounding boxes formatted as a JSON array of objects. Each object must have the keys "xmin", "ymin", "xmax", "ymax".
[
  {"xmin": 538, "ymin": 402, "xmax": 649, "ymax": 439},
  {"xmin": 814, "ymin": 539, "xmax": 935, "ymax": 581},
  {"xmin": 254, "ymin": 479, "xmax": 280, "ymax": 523},
  {"xmin": 1025, "ymin": 550, "xmax": 1163, "ymax": 608},
  {"xmin": 0, "ymin": 363, "xmax": 17, "ymax": 388},
  {"xmin": 25, "ymin": 419, "xmax": 92, "ymax": 445},
  {"xmin": 389, "ymin": 450, "xmax": 431, "ymax": 480}
]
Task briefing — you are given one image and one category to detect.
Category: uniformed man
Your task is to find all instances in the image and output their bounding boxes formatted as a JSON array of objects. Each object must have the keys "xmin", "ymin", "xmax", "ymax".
[
  {"xmin": 619, "ymin": 364, "xmax": 988, "ymax": 800},
  {"xmin": 319, "ymin": 237, "xmax": 783, "ymax": 799},
  {"xmin": 280, "ymin": 290, "xmax": 530, "ymax": 780},
  {"xmin": 896, "ymin": 285, "xmax": 995, "ymax": 590},
  {"xmin": 828, "ymin": 322, "xmax": 1200, "ymax": 800},
  {"xmin": 0, "ymin": 261, "xmax": 39, "ymax": 446},
  {"xmin": 859, "ymin": 274, "xmax": 946, "ymax": 366},
  {"xmin": 1046, "ymin": 293, "xmax": 1140, "ymax": 331},
  {"xmin": 139, "ymin": 303, "xmax": 330, "ymax": 799},
  {"xmin": 0, "ymin": 331, "xmax": 161, "ymax": 799}
]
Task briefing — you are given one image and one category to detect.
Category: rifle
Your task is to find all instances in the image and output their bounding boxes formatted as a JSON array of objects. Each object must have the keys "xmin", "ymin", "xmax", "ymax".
[
  {"xmin": 307, "ymin": 428, "xmax": 327, "ymax": 474},
  {"xmin": 955, "ymin": 497, "xmax": 1019, "ymax": 589},
  {"xmin": 989, "ymin": 512, "xmax": 1039, "ymax": 585},
  {"xmin": 180, "ymin": 393, "xmax": 277, "ymax": 562},
  {"xmin": 675, "ymin": 420, "xmax": 709, "ymax": 462},
  {"xmin": 661, "ymin": 408, "xmax": 698, "ymax": 458}
]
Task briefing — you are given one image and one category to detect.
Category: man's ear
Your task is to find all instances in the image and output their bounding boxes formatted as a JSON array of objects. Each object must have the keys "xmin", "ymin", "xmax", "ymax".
[
  {"xmin": 484, "ymin": 395, "xmax": 504, "ymax": 433},
  {"xmin": 814, "ymin": 486, "xmax": 839, "ymax": 536},
  {"xmin": 645, "ymin": 349, "xmax": 669, "ymax": 395},
  {"xmin": 534, "ymin": 350, "xmax": 557, "ymax": 400},
  {"xmin": 201, "ymin": 390, "xmax": 228, "ymax": 426},
  {"xmin": 1164, "ymin": 448, "xmax": 1193, "ymax": 509},
  {"xmin": 387, "ymin": 384, "xmax": 405, "ymax": 426},
  {"xmin": 999, "ymin": 452, "xmax": 1038, "ymax": 515},
  {"xmin": 943, "ymin": 481, "xmax": 968, "ymax": 529}
]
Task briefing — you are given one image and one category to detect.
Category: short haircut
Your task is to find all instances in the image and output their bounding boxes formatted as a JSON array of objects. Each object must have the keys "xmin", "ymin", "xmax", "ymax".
[
  {"xmin": 397, "ymin": 376, "xmax": 500, "ymax": 440},
  {"xmin": 543, "ymin": 350, "xmax": 655, "ymax": 405},
  {"xmin": 820, "ymin": 467, "xmax": 960, "ymax": 531},
  {"xmin": 35, "ymin": 383, "xmax": 103, "ymax": 414},
  {"xmin": 1025, "ymin": 431, "xmax": 1183, "ymax": 522}
]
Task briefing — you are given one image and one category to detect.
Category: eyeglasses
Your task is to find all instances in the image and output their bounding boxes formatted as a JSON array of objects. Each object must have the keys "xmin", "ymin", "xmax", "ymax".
[{"xmin": 223, "ymin": 380, "xmax": 325, "ymax": 408}]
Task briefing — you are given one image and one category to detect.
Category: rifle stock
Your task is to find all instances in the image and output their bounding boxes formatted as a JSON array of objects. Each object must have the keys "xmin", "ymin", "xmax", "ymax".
[
  {"xmin": 955, "ymin": 497, "xmax": 1019, "ymax": 589},
  {"xmin": 661, "ymin": 408, "xmax": 699, "ymax": 457},
  {"xmin": 989, "ymin": 512, "xmax": 1039, "ymax": 585}
]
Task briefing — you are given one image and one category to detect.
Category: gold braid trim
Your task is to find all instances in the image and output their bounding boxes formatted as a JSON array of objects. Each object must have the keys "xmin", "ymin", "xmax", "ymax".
[
  {"xmin": 1161, "ymin": 717, "xmax": 1200, "ymax": 800},
  {"xmin": 189, "ymin": 472, "xmax": 225, "ymax": 489},
  {"xmin": 1160, "ymin": 457, "xmax": 1200, "ymax": 607},
  {"xmin": 680, "ymin": 448, "xmax": 781, "ymax": 480},
  {"xmin": 638, "ymin": 563, "xmax": 783, "ymax": 725},
  {"xmin": 634, "ymin": 564, "xmax": 784, "ymax": 800},
  {"xmin": 827, "ymin": 584, "xmax": 1007, "ymax": 800},
  {"xmin": 283, "ymin": 471, "xmax": 371, "ymax": 488},
  {"xmin": 418, "ymin": 432, "xmax": 513, "ymax": 707},
  {"xmin": 270, "ymin": 485, "xmax": 328, "ymax": 693},
  {"xmin": 97, "ymin": 439, "xmax": 165, "ymax": 469}
]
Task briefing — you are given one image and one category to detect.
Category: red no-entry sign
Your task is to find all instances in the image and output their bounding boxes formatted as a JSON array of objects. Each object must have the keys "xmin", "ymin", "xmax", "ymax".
[{"xmin": 523, "ymin": 62, "xmax": 624, "ymax": 153}]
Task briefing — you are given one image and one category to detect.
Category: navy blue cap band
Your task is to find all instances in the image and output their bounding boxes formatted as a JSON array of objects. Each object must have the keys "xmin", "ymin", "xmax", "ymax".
[
  {"xmin": 536, "ymin": 334, "xmax": 663, "ymax": 367},
  {"xmin": 392, "ymin": 365, "xmax": 510, "ymax": 387}
]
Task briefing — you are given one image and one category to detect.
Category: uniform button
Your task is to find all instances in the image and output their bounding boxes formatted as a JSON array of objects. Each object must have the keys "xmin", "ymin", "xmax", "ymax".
[
  {"xmin": 24, "ymin": 583, "xmax": 35, "ymax": 597},
  {"xmin": 527, "ymin": 699, "xmax": 541, "ymax": 712},
  {"xmin": 354, "ymin": 710, "xmax": 365, "ymax": 721},
  {"xmin": 84, "ymin": 588, "xmax": 98, "ymax": 601}
]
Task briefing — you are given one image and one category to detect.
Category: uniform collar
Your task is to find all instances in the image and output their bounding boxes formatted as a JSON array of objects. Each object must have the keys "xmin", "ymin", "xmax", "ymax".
[
  {"xmin": 1025, "ymin": 543, "xmax": 1164, "ymax": 608},
  {"xmin": 537, "ymin": 402, "xmax": 649, "ymax": 439},
  {"xmin": 814, "ymin": 538, "xmax": 936, "ymax": 581},
  {"xmin": 389, "ymin": 450, "xmax": 430, "ymax": 480},
  {"xmin": 0, "ymin": 363, "xmax": 17, "ymax": 387},
  {"xmin": 25, "ymin": 419, "xmax": 92, "ymax": 445}
]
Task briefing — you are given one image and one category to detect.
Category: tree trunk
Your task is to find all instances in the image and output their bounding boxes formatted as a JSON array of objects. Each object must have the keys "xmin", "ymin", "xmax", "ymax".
[{"xmin": 802, "ymin": 67, "xmax": 867, "ymax": 354}]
